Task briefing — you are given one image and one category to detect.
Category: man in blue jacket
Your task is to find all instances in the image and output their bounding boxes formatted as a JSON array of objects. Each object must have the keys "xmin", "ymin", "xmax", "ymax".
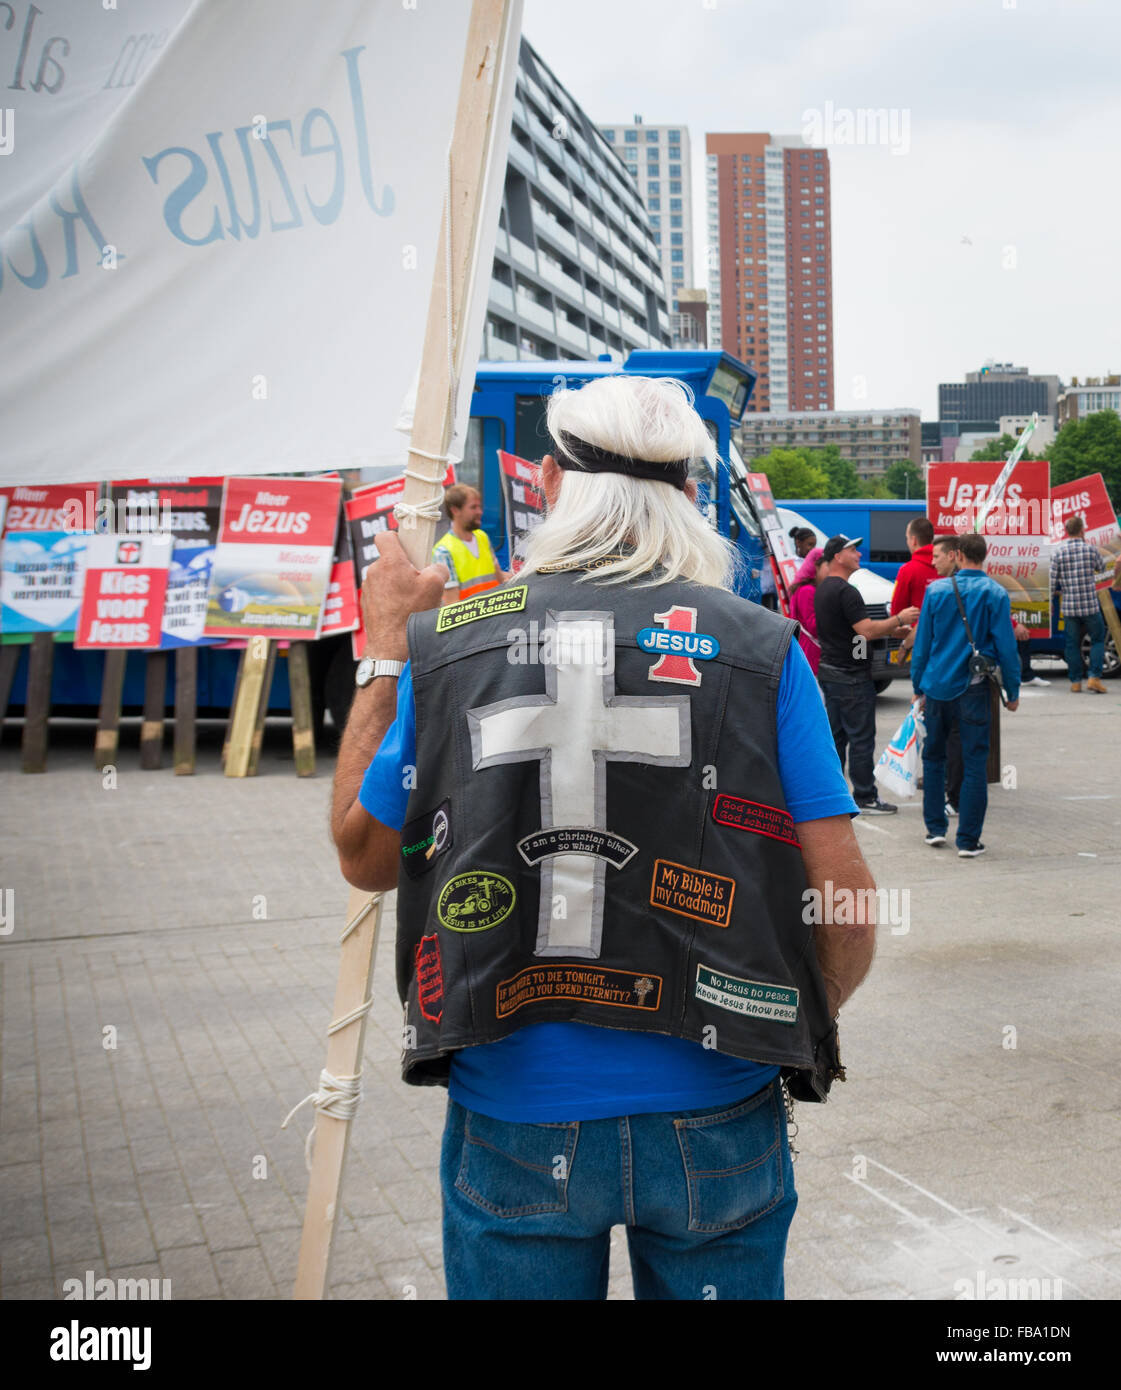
[{"xmin": 910, "ymin": 532, "xmax": 1020, "ymax": 857}]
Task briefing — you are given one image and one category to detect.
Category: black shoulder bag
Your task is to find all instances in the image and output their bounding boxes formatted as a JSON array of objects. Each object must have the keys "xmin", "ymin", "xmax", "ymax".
[{"xmin": 950, "ymin": 575, "xmax": 1009, "ymax": 707}]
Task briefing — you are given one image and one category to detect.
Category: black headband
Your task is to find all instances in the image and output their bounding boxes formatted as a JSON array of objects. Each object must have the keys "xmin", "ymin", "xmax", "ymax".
[{"xmin": 554, "ymin": 431, "xmax": 690, "ymax": 492}]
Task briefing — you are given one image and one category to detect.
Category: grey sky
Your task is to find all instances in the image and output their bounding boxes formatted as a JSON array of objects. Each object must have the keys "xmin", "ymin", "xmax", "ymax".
[{"xmin": 522, "ymin": 0, "xmax": 1121, "ymax": 420}]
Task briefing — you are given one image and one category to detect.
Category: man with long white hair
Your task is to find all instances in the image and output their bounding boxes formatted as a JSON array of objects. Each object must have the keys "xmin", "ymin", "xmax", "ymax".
[{"xmin": 332, "ymin": 374, "xmax": 877, "ymax": 1301}]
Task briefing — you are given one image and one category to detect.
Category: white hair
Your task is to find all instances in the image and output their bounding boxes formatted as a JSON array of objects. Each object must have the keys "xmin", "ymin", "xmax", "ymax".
[{"xmin": 517, "ymin": 374, "xmax": 740, "ymax": 590}]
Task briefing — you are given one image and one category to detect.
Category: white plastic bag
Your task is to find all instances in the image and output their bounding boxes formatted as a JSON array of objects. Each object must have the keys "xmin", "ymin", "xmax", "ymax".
[{"xmin": 873, "ymin": 700, "xmax": 925, "ymax": 800}]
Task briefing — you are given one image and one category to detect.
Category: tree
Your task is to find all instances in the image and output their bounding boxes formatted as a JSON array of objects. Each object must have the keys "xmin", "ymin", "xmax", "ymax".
[
  {"xmin": 755, "ymin": 448, "xmax": 830, "ymax": 499},
  {"xmin": 969, "ymin": 432, "xmax": 1043, "ymax": 462},
  {"xmin": 1049, "ymin": 411, "xmax": 1121, "ymax": 510},
  {"xmin": 883, "ymin": 459, "xmax": 924, "ymax": 499},
  {"xmin": 807, "ymin": 445, "xmax": 863, "ymax": 499}
]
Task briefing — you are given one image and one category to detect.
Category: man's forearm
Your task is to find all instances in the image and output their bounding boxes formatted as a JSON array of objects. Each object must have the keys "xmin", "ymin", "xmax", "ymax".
[
  {"xmin": 330, "ymin": 677, "xmax": 403, "ymax": 890},
  {"xmin": 331, "ymin": 679, "xmax": 399, "ymax": 844},
  {"xmin": 797, "ymin": 815, "xmax": 878, "ymax": 1018}
]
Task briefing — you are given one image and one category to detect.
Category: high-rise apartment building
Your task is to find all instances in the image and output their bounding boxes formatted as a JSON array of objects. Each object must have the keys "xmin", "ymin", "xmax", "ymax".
[
  {"xmin": 484, "ymin": 41, "xmax": 671, "ymax": 365},
  {"xmin": 705, "ymin": 134, "xmax": 834, "ymax": 413},
  {"xmin": 598, "ymin": 117, "xmax": 692, "ymax": 313}
]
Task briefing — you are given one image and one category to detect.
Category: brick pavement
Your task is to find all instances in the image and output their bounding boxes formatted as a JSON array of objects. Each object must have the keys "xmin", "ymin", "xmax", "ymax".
[{"xmin": 1, "ymin": 677, "xmax": 1120, "ymax": 1301}]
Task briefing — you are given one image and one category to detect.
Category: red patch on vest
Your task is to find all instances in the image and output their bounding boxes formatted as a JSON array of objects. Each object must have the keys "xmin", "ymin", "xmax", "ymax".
[
  {"xmin": 647, "ymin": 605, "xmax": 702, "ymax": 685},
  {"xmin": 712, "ymin": 794, "xmax": 801, "ymax": 849},
  {"xmin": 415, "ymin": 934, "xmax": 444, "ymax": 1023}
]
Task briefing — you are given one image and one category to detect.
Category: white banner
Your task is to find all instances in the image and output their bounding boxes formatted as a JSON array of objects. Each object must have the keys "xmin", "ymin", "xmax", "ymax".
[{"xmin": 0, "ymin": 0, "xmax": 519, "ymax": 484}]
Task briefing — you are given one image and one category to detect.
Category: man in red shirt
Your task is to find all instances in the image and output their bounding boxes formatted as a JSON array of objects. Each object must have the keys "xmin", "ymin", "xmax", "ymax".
[{"xmin": 891, "ymin": 517, "xmax": 937, "ymax": 615}]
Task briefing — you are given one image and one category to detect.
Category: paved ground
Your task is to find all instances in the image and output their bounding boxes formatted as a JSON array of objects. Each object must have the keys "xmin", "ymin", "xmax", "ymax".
[{"xmin": 2, "ymin": 658, "xmax": 1120, "ymax": 1301}]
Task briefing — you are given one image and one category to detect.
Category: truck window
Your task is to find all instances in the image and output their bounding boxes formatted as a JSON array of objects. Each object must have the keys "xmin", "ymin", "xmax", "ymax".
[
  {"xmin": 868, "ymin": 507, "xmax": 925, "ymax": 565},
  {"xmin": 515, "ymin": 394, "xmax": 552, "ymax": 462},
  {"xmin": 462, "ymin": 415, "xmax": 507, "ymax": 549}
]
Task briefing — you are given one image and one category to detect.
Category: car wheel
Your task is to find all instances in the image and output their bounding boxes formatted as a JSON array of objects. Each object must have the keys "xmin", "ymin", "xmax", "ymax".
[
  {"xmin": 873, "ymin": 678, "xmax": 893, "ymax": 695},
  {"xmin": 1082, "ymin": 630, "xmax": 1120, "ymax": 678}
]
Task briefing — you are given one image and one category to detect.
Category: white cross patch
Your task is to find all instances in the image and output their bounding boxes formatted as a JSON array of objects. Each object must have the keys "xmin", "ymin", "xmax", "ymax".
[{"xmin": 468, "ymin": 611, "xmax": 691, "ymax": 958}]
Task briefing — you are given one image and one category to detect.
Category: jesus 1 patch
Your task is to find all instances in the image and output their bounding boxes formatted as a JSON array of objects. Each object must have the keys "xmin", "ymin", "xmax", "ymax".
[
  {"xmin": 401, "ymin": 800, "xmax": 453, "ymax": 878},
  {"xmin": 650, "ymin": 860, "xmax": 735, "ymax": 928},
  {"xmin": 711, "ymin": 794, "xmax": 800, "ymax": 849}
]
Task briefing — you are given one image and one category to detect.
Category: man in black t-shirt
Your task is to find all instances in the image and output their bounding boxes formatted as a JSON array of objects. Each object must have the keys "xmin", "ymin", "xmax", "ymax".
[{"xmin": 814, "ymin": 534, "xmax": 919, "ymax": 814}]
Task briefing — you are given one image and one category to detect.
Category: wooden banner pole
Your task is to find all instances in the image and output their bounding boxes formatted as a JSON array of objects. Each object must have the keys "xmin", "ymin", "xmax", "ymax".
[{"xmin": 292, "ymin": 0, "xmax": 515, "ymax": 1300}]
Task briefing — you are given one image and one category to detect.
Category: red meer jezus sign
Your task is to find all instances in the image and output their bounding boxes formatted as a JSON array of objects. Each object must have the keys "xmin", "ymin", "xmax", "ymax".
[
  {"xmin": 204, "ymin": 477, "xmax": 341, "ymax": 640},
  {"xmin": 75, "ymin": 533, "xmax": 172, "ymax": 650}
]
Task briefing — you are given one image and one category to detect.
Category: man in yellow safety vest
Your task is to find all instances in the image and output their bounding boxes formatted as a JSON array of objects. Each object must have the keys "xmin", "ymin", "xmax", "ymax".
[{"xmin": 432, "ymin": 484, "xmax": 508, "ymax": 605}]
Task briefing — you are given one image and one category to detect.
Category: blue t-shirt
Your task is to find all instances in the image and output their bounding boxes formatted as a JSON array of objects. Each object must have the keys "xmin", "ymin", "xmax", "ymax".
[{"xmin": 359, "ymin": 640, "xmax": 856, "ymax": 1122}]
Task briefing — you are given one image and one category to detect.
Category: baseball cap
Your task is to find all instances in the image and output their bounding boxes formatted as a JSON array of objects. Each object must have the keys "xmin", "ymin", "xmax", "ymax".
[{"xmin": 822, "ymin": 534, "xmax": 864, "ymax": 562}]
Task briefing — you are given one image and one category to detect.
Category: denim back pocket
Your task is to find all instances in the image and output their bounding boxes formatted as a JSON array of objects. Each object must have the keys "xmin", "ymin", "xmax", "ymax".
[
  {"xmin": 455, "ymin": 1110, "xmax": 579, "ymax": 1218},
  {"xmin": 674, "ymin": 1086, "xmax": 784, "ymax": 1233}
]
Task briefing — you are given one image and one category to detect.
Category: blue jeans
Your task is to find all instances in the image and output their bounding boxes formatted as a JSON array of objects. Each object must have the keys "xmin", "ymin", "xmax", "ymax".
[
  {"xmin": 820, "ymin": 676, "xmax": 878, "ymax": 803},
  {"xmin": 1064, "ymin": 609, "xmax": 1105, "ymax": 681},
  {"xmin": 440, "ymin": 1077, "xmax": 797, "ymax": 1300},
  {"xmin": 922, "ymin": 683, "xmax": 990, "ymax": 849}
]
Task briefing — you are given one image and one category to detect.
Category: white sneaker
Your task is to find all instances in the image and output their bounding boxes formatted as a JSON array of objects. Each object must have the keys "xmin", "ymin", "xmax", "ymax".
[{"xmin": 1024, "ymin": 676, "xmax": 1050, "ymax": 686}]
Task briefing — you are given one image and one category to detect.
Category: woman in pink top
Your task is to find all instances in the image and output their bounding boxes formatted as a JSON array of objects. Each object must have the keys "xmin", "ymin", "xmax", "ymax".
[{"xmin": 788, "ymin": 546, "xmax": 826, "ymax": 676}]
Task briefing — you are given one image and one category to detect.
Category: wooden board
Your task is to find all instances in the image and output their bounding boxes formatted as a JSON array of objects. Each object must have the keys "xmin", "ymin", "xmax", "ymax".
[
  {"xmin": 221, "ymin": 648, "xmax": 247, "ymax": 769},
  {"xmin": 1099, "ymin": 588, "xmax": 1121, "ymax": 669},
  {"xmin": 21, "ymin": 633, "xmax": 54, "ymax": 774},
  {"xmin": 94, "ymin": 650, "xmax": 128, "ymax": 771},
  {"xmin": 225, "ymin": 638, "xmax": 271, "ymax": 779},
  {"xmin": 289, "ymin": 642, "xmax": 317, "ymax": 777},
  {"xmin": 173, "ymin": 647, "xmax": 198, "ymax": 776},
  {"xmin": 247, "ymin": 641, "xmax": 278, "ymax": 777},
  {"xmin": 140, "ymin": 652, "xmax": 168, "ymax": 770}
]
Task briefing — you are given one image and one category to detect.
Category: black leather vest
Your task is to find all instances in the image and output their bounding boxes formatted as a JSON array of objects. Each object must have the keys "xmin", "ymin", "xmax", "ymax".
[{"xmin": 396, "ymin": 569, "xmax": 842, "ymax": 1102}]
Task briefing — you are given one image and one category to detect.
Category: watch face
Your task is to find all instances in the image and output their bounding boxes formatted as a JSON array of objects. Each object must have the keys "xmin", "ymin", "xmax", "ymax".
[{"xmin": 355, "ymin": 657, "xmax": 375, "ymax": 687}]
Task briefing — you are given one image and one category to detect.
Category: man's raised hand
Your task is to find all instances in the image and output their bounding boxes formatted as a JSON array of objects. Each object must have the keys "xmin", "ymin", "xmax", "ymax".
[{"xmin": 360, "ymin": 532, "xmax": 449, "ymax": 660}]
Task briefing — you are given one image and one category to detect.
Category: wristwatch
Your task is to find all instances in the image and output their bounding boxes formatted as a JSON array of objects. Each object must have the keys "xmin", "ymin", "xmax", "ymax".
[{"xmin": 355, "ymin": 657, "xmax": 405, "ymax": 688}]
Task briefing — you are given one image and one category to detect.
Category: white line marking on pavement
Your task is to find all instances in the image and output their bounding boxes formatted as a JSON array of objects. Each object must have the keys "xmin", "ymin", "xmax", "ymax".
[
  {"xmin": 849, "ymin": 1166, "xmax": 1092, "ymax": 1298},
  {"xmin": 1062, "ymin": 795, "xmax": 1114, "ymax": 800},
  {"xmin": 998, "ymin": 1204, "xmax": 1120, "ymax": 1279},
  {"xmin": 853, "ymin": 819, "xmax": 895, "ymax": 837}
]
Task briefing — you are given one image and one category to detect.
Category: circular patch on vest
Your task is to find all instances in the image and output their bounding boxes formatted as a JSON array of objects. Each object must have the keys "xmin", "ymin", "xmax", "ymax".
[{"xmin": 437, "ymin": 872, "xmax": 516, "ymax": 933}]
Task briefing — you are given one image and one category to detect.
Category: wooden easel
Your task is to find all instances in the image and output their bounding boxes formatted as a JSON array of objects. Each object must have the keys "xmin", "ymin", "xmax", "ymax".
[{"xmin": 292, "ymin": 0, "xmax": 517, "ymax": 1300}]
